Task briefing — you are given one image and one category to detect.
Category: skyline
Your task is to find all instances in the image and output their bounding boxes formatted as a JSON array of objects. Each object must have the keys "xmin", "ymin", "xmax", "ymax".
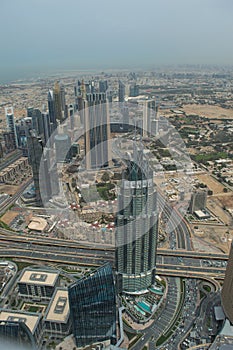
[{"xmin": 1, "ymin": 0, "xmax": 233, "ymax": 83}]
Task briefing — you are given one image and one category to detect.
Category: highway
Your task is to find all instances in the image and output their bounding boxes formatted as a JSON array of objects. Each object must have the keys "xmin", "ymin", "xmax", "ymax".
[
  {"xmin": 0, "ymin": 245, "xmax": 226, "ymax": 281},
  {"xmin": 0, "ymin": 231, "xmax": 228, "ymax": 267},
  {"xmin": 0, "ymin": 178, "xmax": 33, "ymax": 215}
]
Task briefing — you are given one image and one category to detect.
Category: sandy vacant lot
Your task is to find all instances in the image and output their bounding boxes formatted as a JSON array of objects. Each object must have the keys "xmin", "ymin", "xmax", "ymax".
[
  {"xmin": 216, "ymin": 193, "xmax": 233, "ymax": 209},
  {"xmin": 196, "ymin": 174, "xmax": 225, "ymax": 194},
  {"xmin": 0, "ymin": 184, "xmax": 20, "ymax": 196},
  {"xmin": 182, "ymin": 104, "xmax": 233, "ymax": 120},
  {"xmin": 1, "ymin": 210, "xmax": 19, "ymax": 226}
]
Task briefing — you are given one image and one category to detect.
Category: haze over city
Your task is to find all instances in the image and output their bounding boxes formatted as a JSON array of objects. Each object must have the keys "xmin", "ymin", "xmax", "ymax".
[{"xmin": 1, "ymin": 0, "xmax": 233, "ymax": 83}]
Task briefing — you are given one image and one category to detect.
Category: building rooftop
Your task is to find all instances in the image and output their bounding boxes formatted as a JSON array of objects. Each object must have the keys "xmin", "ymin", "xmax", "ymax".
[
  {"xmin": 28, "ymin": 216, "xmax": 48, "ymax": 231},
  {"xmin": 44, "ymin": 288, "xmax": 69, "ymax": 323},
  {"xmin": 0, "ymin": 310, "xmax": 40, "ymax": 334},
  {"xmin": 18, "ymin": 268, "xmax": 59, "ymax": 286}
]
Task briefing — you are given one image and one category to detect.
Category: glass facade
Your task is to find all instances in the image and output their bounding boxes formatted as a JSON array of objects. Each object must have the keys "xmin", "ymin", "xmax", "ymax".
[
  {"xmin": 84, "ymin": 93, "xmax": 111, "ymax": 169},
  {"xmin": 68, "ymin": 263, "xmax": 117, "ymax": 348},
  {"xmin": 115, "ymin": 148, "xmax": 158, "ymax": 293}
]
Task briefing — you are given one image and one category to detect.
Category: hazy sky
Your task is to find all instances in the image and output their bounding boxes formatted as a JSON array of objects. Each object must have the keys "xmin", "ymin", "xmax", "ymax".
[{"xmin": 1, "ymin": 0, "xmax": 233, "ymax": 81}]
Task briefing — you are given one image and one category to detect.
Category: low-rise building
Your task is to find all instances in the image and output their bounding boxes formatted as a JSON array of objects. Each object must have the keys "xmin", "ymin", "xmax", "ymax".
[
  {"xmin": 44, "ymin": 288, "xmax": 70, "ymax": 338},
  {"xmin": 18, "ymin": 268, "xmax": 60, "ymax": 301},
  {"xmin": 0, "ymin": 309, "xmax": 43, "ymax": 349}
]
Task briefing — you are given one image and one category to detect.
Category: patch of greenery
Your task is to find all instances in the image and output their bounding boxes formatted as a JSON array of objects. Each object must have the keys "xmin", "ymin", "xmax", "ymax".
[
  {"xmin": 203, "ymin": 285, "xmax": 211, "ymax": 293},
  {"xmin": 191, "ymin": 152, "xmax": 228, "ymax": 164}
]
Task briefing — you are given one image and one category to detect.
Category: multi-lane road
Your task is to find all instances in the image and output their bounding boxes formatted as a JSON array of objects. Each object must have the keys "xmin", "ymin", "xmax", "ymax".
[
  {"xmin": 0, "ymin": 178, "xmax": 33, "ymax": 215},
  {"xmin": 0, "ymin": 237, "xmax": 227, "ymax": 281}
]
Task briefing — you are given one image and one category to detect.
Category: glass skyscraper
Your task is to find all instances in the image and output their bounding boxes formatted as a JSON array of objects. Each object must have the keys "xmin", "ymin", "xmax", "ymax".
[
  {"xmin": 83, "ymin": 92, "xmax": 111, "ymax": 169},
  {"xmin": 68, "ymin": 263, "xmax": 117, "ymax": 348},
  {"xmin": 27, "ymin": 130, "xmax": 52, "ymax": 205},
  {"xmin": 5, "ymin": 107, "xmax": 18, "ymax": 149},
  {"xmin": 115, "ymin": 146, "xmax": 158, "ymax": 293}
]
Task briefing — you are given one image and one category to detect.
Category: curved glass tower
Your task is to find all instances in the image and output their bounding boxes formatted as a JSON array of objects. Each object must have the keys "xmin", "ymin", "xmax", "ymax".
[
  {"xmin": 68, "ymin": 263, "xmax": 116, "ymax": 348},
  {"xmin": 115, "ymin": 147, "xmax": 158, "ymax": 294}
]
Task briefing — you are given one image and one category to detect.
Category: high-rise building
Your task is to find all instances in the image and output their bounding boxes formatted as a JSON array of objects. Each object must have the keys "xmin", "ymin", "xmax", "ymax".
[
  {"xmin": 189, "ymin": 189, "xmax": 207, "ymax": 214},
  {"xmin": 129, "ymin": 84, "xmax": 139, "ymax": 97},
  {"xmin": 53, "ymin": 81, "xmax": 63, "ymax": 122},
  {"xmin": 115, "ymin": 147, "xmax": 158, "ymax": 293},
  {"xmin": 68, "ymin": 263, "xmax": 117, "ymax": 348},
  {"xmin": 221, "ymin": 242, "xmax": 233, "ymax": 323},
  {"xmin": 122, "ymin": 104, "xmax": 129, "ymax": 132},
  {"xmin": 5, "ymin": 107, "xmax": 18, "ymax": 149},
  {"xmin": 27, "ymin": 131, "xmax": 51, "ymax": 205},
  {"xmin": 41, "ymin": 112, "xmax": 51, "ymax": 145},
  {"xmin": 47, "ymin": 90, "xmax": 57, "ymax": 132},
  {"xmin": 31, "ymin": 108, "xmax": 43, "ymax": 136},
  {"xmin": 83, "ymin": 92, "xmax": 111, "ymax": 169},
  {"xmin": 15, "ymin": 117, "xmax": 32, "ymax": 156},
  {"xmin": 99, "ymin": 80, "xmax": 108, "ymax": 93},
  {"xmin": 54, "ymin": 133, "xmax": 71, "ymax": 163},
  {"xmin": 3, "ymin": 132, "xmax": 15, "ymax": 153},
  {"xmin": 142, "ymin": 99, "xmax": 156, "ymax": 137},
  {"xmin": 118, "ymin": 81, "xmax": 125, "ymax": 103}
]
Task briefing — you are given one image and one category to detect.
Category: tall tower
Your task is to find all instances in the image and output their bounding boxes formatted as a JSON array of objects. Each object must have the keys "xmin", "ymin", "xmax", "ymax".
[
  {"xmin": 68, "ymin": 263, "xmax": 117, "ymax": 348},
  {"xmin": 189, "ymin": 189, "xmax": 207, "ymax": 214},
  {"xmin": 53, "ymin": 81, "xmax": 63, "ymax": 122},
  {"xmin": 115, "ymin": 147, "xmax": 158, "ymax": 293},
  {"xmin": 31, "ymin": 108, "xmax": 43, "ymax": 136},
  {"xmin": 41, "ymin": 112, "xmax": 51, "ymax": 145},
  {"xmin": 118, "ymin": 81, "xmax": 125, "ymax": 103},
  {"xmin": 83, "ymin": 92, "xmax": 111, "ymax": 169},
  {"xmin": 27, "ymin": 131, "xmax": 51, "ymax": 205},
  {"xmin": 221, "ymin": 242, "xmax": 233, "ymax": 323},
  {"xmin": 47, "ymin": 90, "xmax": 57, "ymax": 132},
  {"xmin": 129, "ymin": 83, "xmax": 139, "ymax": 97},
  {"xmin": 143, "ymin": 99, "xmax": 156, "ymax": 137},
  {"xmin": 99, "ymin": 80, "xmax": 108, "ymax": 93},
  {"xmin": 5, "ymin": 107, "xmax": 18, "ymax": 149}
]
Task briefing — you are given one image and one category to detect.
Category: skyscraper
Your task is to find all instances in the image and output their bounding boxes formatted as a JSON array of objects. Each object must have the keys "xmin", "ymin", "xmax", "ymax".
[
  {"xmin": 54, "ymin": 133, "xmax": 71, "ymax": 163},
  {"xmin": 142, "ymin": 99, "xmax": 157, "ymax": 137},
  {"xmin": 122, "ymin": 104, "xmax": 129, "ymax": 132},
  {"xmin": 115, "ymin": 147, "xmax": 158, "ymax": 293},
  {"xmin": 31, "ymin": 108, "xmax": 43, "ymax": 136},
  {"xmin": 27, "ymin": 131, "xmax": 51, "ymax": 205},
  {"xmin": 221, "ymin": 242, "xmax": 233, "ymax": 323},
  {"xmin": 99, "ymin": 80, "xmax": 108, "ymax": 93},
  {"xmin": 15, "ymin": 117, "xmax": 32, "ymax": 156},
  {"xmin": 5, "ymin": 107, "xmax": 18, "ymax": 149},
  {"xmin": 41, "ymin": 112, "xmax": 51, "ymax": 145},
  {"xmin": 68, "ymin": 263, "xmax": 117, "ymax": 348},
  {"xmin": 53, "ymin": 81, "xmax": 63, "ymax": 122},
  {"xmin": 118, "ymin": 81, "xmax": 125, "ymax": 103},
  {"xmin": 83, "ymin": 92, "xmax": 111, "ymax": 169},
  {"xmin": 47, "ymin": 90, "xmax": 57, "ymax": 132},
  {"xmin": 189, "ymin": 189, "xmax": 207, "ymax": 214},
  {"xmin": 129, "ymin": 83, "xmax": 139, "ymax": 97}
]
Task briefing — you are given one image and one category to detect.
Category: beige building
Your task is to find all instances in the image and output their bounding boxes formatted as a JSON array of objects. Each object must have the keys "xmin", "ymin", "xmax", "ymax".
[
  {"xmin": 0, "ymin": 309, "xmax": 43, "ymax": 347},
  {"xmin": 44, "ymin": 288, "xmax": 71, "ymax": 337},
  {"xmin": 18, "ymin": 268, "xmax": 60, "ymax": 301}
]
